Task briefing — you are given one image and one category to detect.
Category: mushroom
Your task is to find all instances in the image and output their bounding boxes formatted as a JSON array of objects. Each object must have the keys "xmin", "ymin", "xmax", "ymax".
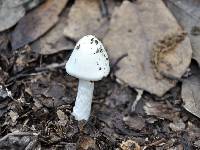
[{"xmin": 65, "ymin": 35, "xmax": 110, "ymax": 121}]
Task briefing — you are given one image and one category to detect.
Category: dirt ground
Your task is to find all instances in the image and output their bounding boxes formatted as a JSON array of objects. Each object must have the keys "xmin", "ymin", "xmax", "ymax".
[{"xmin": 0, "ymin": 0, "xmax": 200, "ymax": 150}]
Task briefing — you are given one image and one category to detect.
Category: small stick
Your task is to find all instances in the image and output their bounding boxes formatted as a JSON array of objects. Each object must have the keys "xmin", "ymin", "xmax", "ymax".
[
  {"xmin": 111, "ymin": 53, "xmax": 128, "ymax": 73},
  {"xmin": 35, "ymin": 62, "xmax": 66, "ymax": 72}
]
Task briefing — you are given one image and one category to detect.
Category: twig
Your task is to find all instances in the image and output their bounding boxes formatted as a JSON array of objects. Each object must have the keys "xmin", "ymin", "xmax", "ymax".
[
  {"xmin": 143, "ymin": 138, "xmax": 166, "ymax": 150},
  {"xmin": 6, "ymin": 62, "xmax": 66, "ymax": 84},
  {"xmin": 111, "ymin": 53, "xmax": 128, "ymax": 73},
  {"xmin": 131, "ymin": 89, "xmax": 143, "ymax": 112},
  {"xmin": 35, "ymin": 62, "xmax": 66, "ymax": 72}
]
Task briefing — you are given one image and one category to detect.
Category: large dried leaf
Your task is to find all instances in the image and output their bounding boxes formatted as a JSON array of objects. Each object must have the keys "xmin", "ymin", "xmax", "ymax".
[
  {"xmin": 103, "ymin": 0, "xmax": 192, "ymax": 96},
  {"xmin": 31, "ymin": 9, "xmax": 75, "ymax": 55},
  {"xmin": 0, "ymin": 1, "xmax": 26, "ymax": 31},
  {"xmin": 11, "ymin": 0, "xmax": 68, "ymax": 50},
  {"xmin": 165, "ymin": 0, "xmax": 200, "ymax": 66},
  {"xmin": 181, "ymin": 67, "xmax": 200, "ymax": 118},
  {"xmin": 63, "ymin": 0, "xmax": 109, "ymax": 41}
]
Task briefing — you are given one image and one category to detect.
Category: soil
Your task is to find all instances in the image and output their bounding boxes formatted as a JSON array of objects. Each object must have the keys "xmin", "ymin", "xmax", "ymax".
[{"xmin": 0, "ymin": 0, "xmax": 200, "ymax": 150}]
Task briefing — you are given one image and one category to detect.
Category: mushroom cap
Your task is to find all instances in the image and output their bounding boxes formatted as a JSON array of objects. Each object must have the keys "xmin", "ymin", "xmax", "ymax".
[{"xmin": 65, "ymin": 35, "xmax": 110, "ymax": 81}]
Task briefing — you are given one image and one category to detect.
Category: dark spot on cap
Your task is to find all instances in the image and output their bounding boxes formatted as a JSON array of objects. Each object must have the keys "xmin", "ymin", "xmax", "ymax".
[
  {"xmin": 95, "ymin": 40, "xmax": 98, "ymax": 45},
  {"xmin": 76, "ymin": 44, "xmax": 80, "ymax": 50},
  {"xmin": 106, "ymin": 58, "xmax": 108, "ymax": 60},
  {"xmin": 99, "ymin": 67, "xmax": 102, "ymax": 70},
  {"xmin": 91, "ymin": 38, "xmax": 94, "ymax": 44},
  {"xmin": 96, "ymin": 49, "xmax": 100, "ymax": 53}
]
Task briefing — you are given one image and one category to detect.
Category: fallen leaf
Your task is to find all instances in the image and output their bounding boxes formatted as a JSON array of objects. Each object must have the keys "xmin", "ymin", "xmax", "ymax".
[
  {"xmin": 165, "ymin": 0, "xmax": 200, "ymax": 66},
  {"xmin": 194, "ymin": 140, "xmax": 200, "ymax": 148},
  {"xmin": 26, "ymin": 74, "xmax": 71, "ymax": 108},
  {"xmin": 9, "ymin": 110, "xmax": 19, "ymax": 123},
  {"xmin": 0, "ymin": 1, "xmax": 26, "ymax": 31},
  {"xmin": 120, "ymin": 139, "xmax": 141, "ymax": 150},
  {"xmin": 123, "ymin": 115, "xmax": 145, "ymax": 131},
  {"xmin": 63, "ymin": 0, "xmax": 109, "ymax": 41},
  {"xmin": 77, "ymin": 135, "xmax": 97, "ymax": 150},
  {"xmin": 0, "ymin": 85, "xmax": 12, "ymax": 99},
  {"xmin": 103, "ymin": 0, "xmax": 192, "ymax": 96},
  {"xmin": 0, "ymin": 68, "xmax": 8, "ymax": 84},
  {"xmin": 181, "ymin": 68, "xmax": 200, "ymax": 118},
  {"xmin": 0, "ymin": 131, "xmax": 39, "ymax": 149},
  {"xmin": 57, "ymin": 110, "xmax": 68, "ymax": 126},
  {"xmin": 187, "ymin": 121, "xmax": 200, "ymax": 141},
  {"xmin": 31, "ymin": 8, "xmax": 75, "ymax": 55},
  {"xmin": 169, "ymin": 119, "xmax": 185, "ymax": 132},
  {"xmin": 105, "ymin": 84, "xmax": 135, "ymax": 108},
  {"xmin": 64, "ymin": 143, "xmax": 77, "ymax": 150},
  {"xmin": 152, "ymin": 32, "xmax": 192, "ymax": 79},
  {"xmin": 144, "ymin": 101, "xmax": 177, "ymax": 120},
  {"xmin": 11, "ymin": 0, "xmax": 68, "ymax": 49},
  {"xmin": 3, "ymin": 0, "xmax": 31, "ymax": 7}
]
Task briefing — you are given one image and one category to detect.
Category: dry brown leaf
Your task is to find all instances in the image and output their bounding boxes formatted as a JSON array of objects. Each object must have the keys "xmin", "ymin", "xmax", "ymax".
[
  {"xmin": 63, "ymin": 0, "xmax": 109, "ymax": 41},
  {"xmin": 103, "ymin": 0, "xmax": 192, "ymax": 96},
  {"xmin": 26, "ymin": 75, "xmax": 69, "ymax": 108},
  {"xmin": 181, "ymin": 73, "xmax": 200, "ymax": 118},
  {"xmin": 152, "ymin": 32, "xmax": 192, "ymax": 79},
  {"xmin": 120, "ymin": 139, "xmax": 141, "ymax": 150},
  {"xmin": 165, "ymin": 0, "xmax": 200, "ymax": 66},
  {"xmin": 0, "ymin": 1, "xmax": 25, "ymax": 31},
  {"xmin": 123, "ymin": 115, "xmax": 145, "ymax": 131},
  {"xmin": 9, "ymin": 110, "xmax": 19, "ymax": 123},
  {"xmin": 57, "ymin": 110, "xmax": 68, "ymax": 126},
  {"xmin": 77, "ymin": 136, "xmax": 97, "ymax": 150},
  {"xmin": 169, "ymin": 119, "xmax": 185, "ymax": 132},
  {"xmin": 31, "ymin": 9, "xmax": 75, "ymax": 55},
  {"xmin": 11, "ymin": 0, "xmax": 68, "ymax": 50},
  {"xmin": 3, "ymin": 0, "xmax": 31, "ymax": 7},
  {"xmin": 144, "ymin": 101, "xmax": 177, "ymax": 121}
]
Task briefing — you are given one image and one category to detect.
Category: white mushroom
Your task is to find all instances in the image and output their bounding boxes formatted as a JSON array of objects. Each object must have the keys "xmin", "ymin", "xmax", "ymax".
[{"xmin": 65, "ymin": 35, "xmax": 110, "ymax": 121}]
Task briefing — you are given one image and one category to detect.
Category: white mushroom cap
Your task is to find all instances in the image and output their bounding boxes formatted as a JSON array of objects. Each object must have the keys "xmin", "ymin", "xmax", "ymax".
[{"xmin": 65, "ymin": 35, "xmax": 110, "ymax": 81}]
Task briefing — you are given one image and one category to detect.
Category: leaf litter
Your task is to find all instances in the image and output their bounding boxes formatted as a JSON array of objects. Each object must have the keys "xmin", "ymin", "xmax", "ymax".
[
  {"xmin": 0, "ymin": 0, "xmax": 44, "ymax": 32},
  {"xmin": 0, "ymin": 0, "xmax": 199, "ymax": 149},
  {"xmin": 103, "ymin": 0, "xmax": 192, "ymax": 96},
  {"xmin": 165, "ymin": 0, "xmax": 200, "ymax": 66},
  {"xmin": 31, "ymin": 4, "xmax": 75, "ymax": 55},
  {"xmin": 11, "ymin": 0, "xmax": 69, "ymax": 50}
]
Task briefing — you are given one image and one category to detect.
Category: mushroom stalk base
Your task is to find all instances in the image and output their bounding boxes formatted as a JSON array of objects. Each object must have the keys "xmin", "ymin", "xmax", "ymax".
[{"xmin": 72, "ymin": 79, "xmax": 94, "ymax": 121}]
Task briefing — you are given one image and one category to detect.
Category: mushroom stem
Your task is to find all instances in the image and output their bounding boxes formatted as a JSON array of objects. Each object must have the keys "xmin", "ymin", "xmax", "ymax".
[{"xmin": 72, "ymin": 79, "xmax": 94, "ymax": 121}]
